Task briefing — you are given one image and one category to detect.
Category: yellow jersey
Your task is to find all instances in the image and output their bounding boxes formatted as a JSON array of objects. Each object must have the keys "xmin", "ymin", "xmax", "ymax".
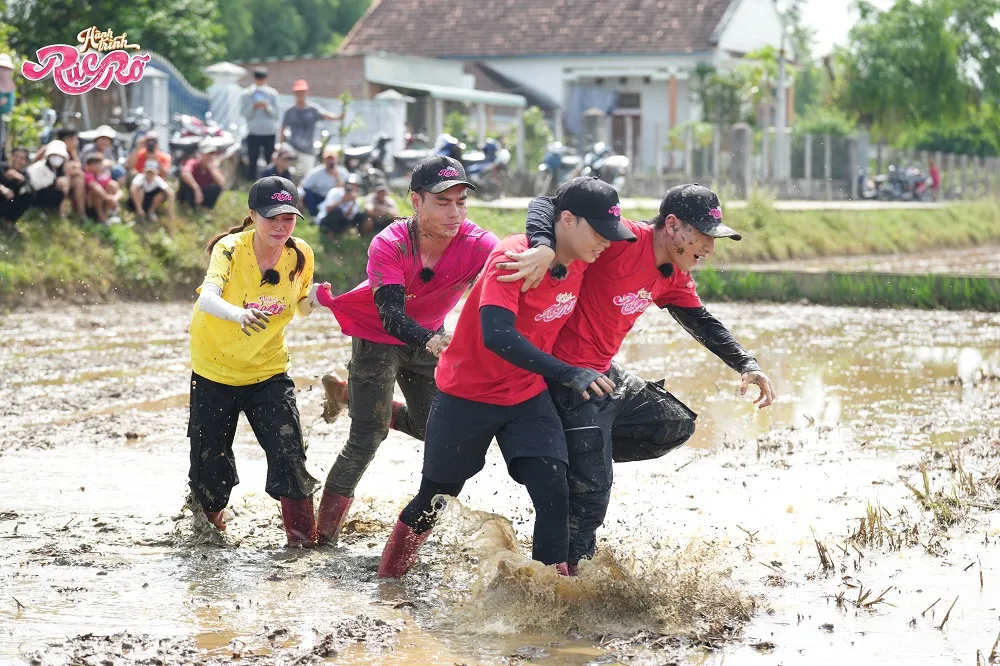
[{"xmin": 189, "ymin": 229, "xmax": 314, "ymax": 386}]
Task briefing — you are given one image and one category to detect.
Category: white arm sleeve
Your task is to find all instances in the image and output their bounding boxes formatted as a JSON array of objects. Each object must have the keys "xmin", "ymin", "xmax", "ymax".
[
  {"xmin": 296, "ymin": 295, "xmax": 313, "ymax": 317},
  {"xmin": 198, "ymin": 283, "xmax": 246, "ymax": 323}
]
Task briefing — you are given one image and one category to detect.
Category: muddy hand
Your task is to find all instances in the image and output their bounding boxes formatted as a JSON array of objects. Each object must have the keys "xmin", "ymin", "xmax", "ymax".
[
  {"xmin": 740, "ymin": 370, "xmax": 776, "ymax": 409},
  {"xmin": 561, "ymin": 367, "xmax": 615, "ymax": 400},
  {"xmin": 425, "ymin": 333, "xmax": 451, "ymax": 357},
  {"xmin": 239, "ymin": 308, "xmax": 270, "ymax": 336},
  {"xmin": 496, "ymin": 246, "xmax": 556, "ymax": 292}
]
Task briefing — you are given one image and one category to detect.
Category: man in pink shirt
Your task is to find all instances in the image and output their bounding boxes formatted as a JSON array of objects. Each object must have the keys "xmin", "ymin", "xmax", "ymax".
[{"xmin": 310, "ymin": 156, "xmax": 549, "ymax": 544}]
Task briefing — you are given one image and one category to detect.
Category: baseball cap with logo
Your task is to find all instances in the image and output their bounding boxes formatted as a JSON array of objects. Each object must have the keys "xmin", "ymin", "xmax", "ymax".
[
  {"xmin": 248, "ymin": 175, "xmax": 302, "ymax": 218},
  {"xmin": 553, "ymin": 176, "xmax": 637, "ymax": 242},
  {"xmin": 409, "ymin": 156, "xmax": 476, "ymax": 194},
  {"xmin": 659, "ymin": 183, "xmax": 741, "ymax": 240}
]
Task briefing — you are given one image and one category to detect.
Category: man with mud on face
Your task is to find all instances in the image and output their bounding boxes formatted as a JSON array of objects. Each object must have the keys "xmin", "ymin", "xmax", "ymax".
[
  {"xmin": 499, "ymin": 182, "xmax": 777, "ymax": 573},
  {"xmin": 306, "ymin": 156, "xmax": 553, "ymax": 546}
]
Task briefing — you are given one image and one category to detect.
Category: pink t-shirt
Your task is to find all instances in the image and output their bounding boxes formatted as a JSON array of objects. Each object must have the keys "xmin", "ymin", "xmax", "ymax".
[{"xmin": 319, "ymin": 218, "xmax": 499, "ymax": 345}]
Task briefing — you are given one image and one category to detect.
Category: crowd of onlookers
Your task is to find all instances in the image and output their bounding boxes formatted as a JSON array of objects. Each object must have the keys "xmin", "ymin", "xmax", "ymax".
[{"xmin": 1, "ymin": 66, "xmax": 400, "ymax": 237}]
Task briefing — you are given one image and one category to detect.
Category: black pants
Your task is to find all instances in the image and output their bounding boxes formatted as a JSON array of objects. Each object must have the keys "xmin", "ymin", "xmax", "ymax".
[
  {"xmin": 0, "ymin": 192, "xmax": 32, "ymax": 222},
  {"xmin": 409, "ymin": 390, "xmax": 570, "ymax": 564},
  {"xmin": 127, "ymin": 187, "xmax": 165, "ymax": 214},
  {"xmin": 246, "ymin": 134, "xmax": 275, "ymax": 181},
  {"xmin": 323, "ymin": 337, "xmax": 437, "ymax": 497},
  {"xmin": 548, "ymin": 361, "xmax": 697, "ymax": 565},
  {"xmin": 320, "ymin": 208, "xmax": 369, "ymax": 235},
  {"xmin": 178, "ymin": 182, "xmax": 222, "ymax": 209},
  {"xmin": 187, "ymin": 372, "xmax": 319, "ymax": 512}
]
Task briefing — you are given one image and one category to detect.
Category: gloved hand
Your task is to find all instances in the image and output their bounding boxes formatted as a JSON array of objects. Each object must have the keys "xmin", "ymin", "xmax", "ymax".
[
  {"xmin": 557, "ymin": 366, "xmax": 616, "ymax": 400},
  {"xmin": 238, "ymin": 308, "xmax": 270, "ymax": 336}
]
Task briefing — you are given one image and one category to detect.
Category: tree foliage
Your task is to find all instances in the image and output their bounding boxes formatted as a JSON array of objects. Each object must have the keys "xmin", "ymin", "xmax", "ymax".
[
  {"xmin": 3, "ymin": 0, "xmax": 225, "ymax": 88},
  {"xmin": 833, "ymin": 0, "xmax": 1000, "ymax": 140}
]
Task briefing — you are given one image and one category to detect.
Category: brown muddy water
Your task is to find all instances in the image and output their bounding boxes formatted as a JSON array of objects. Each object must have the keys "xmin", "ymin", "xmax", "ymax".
[{"xmin": 1, "ymin": 302, "xmax": 998, "ymax": 665}]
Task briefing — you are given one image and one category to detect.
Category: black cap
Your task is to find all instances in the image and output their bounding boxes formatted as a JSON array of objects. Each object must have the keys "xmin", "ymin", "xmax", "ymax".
[
  {"xmin": 248, "ymin": 176, "xmax": 302, "ymax": 218},
  {"xmin": 410, "ymin": 156, "xmax": 476, "ymax": 194},
  {"xmin": 553, "ymin": 176, "xmax": 637, "ymax": 242},
  {"xmin": 659, "ymin": 183, "xmax": 741, "ymax": 240},
  {"xmin": 253, "ymin": 67, "xmax": 268, "ymax": 78}
]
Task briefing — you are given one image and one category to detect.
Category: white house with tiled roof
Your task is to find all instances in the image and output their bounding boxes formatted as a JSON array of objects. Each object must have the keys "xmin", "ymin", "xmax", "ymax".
[{"xmin": 341, "ymin": 0, "xmax": 786, "ymax": 172}]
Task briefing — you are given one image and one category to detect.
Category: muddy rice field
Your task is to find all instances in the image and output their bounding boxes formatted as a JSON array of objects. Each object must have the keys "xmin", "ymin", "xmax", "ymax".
[{"xmin": 1, "ymin": 301, "xmax": 998, "ymax": 665}]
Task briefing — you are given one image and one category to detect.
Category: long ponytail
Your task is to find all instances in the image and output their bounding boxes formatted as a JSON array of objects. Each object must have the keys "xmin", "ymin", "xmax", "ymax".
[
  {"xmin": 207, "ymin": 216, "xmax": 252, "ymax": 254},
  {"xmin": 285, "ymin": 237, "xmax": 305, "ymax": 282}
]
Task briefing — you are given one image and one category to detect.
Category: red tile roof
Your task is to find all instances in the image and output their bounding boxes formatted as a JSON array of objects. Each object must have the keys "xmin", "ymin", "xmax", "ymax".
[{"xmin": 341, "ymin": 0, "xmax": 736, "ymax": 57}]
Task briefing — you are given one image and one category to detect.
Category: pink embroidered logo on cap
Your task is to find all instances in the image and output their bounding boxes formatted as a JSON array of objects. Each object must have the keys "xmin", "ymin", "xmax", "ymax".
[
  {"xmin": 709, "ymin": 206, "xmax": 723, "ymax": 219},
  {"xmin": 438, "ymin": 167, "xmax": 460, "ymax": 178},
  {"xmin": 609, "ymin": 204, "xmax": 621, "ymax": 217},
  {"xmin": 271, "ymin": 190, "xmax": 293, "ymax": 202}
]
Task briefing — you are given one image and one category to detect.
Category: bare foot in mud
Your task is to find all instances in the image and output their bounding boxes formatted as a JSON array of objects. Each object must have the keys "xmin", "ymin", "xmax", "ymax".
[{"xmin": 321, "ymin": 373, "xmax": 349, "ymax": 424}]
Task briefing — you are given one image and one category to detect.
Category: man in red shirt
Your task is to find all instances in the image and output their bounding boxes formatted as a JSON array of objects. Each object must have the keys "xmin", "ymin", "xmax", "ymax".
[
  {"xmin": 506, "ymin": 183, "xmax": 777, "ymax": 571},
  {"xmin": 377, "ymin": 178, "xmax": 636, "ymax": 579},
  {"xmin": 179, "ymin": 143, "xmax": 226, "ymax": 210}
]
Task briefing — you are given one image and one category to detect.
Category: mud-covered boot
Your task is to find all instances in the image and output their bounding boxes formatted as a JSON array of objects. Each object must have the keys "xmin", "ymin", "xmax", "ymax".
[
  {"xmin": 280, "ymin": 497, "xmax": 316, "ymax": 547},
  {"xmin": 377, "ymin": 519, "xmax": 431, "ymax": 578},
  {"xmin": 204, "ymin": 510, "xmax": 226, "ymax": 531},
  {"xmin": 321, "ymin": 373, "xmax": 349, "ymax": 423},
  {"xmin": 316, "ymin": 490, "xmax": 353, "ymax": 545},
  {"xmin": 388, "ymin": 401, "xmax": 405, "ymax": 430}
]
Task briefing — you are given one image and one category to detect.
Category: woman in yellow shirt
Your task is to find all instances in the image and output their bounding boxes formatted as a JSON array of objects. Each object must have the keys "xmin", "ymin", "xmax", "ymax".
[{"xmin": 188, "ymin": 175, "xmax": 321, "ymax": 547}]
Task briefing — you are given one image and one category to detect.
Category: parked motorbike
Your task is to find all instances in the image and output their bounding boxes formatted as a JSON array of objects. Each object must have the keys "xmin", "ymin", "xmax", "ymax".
[
  {"xmin": 170, "ymin": 112, "xmax": 237, "ymax": 176},
  {"xmin": 874, "ymin": 164, "xmax": 932, "ymax": 201},
  {"xmin": 465, "ymin": 138, "xmax": 509, "ymax": 200},
  {"xmin": 342, "ymin": 132, "xmax": 393, "ymax": 192},
  {"xmin": 535, "ymin": 141, "xmax": 583, "ymax": 196},
  {"xmin": 582, "ymin": 142, "xmax": 629, "ymax": 192},
  {"xmin": 390, "ymin": 132, "xmax": 434, "ymax": 186}
]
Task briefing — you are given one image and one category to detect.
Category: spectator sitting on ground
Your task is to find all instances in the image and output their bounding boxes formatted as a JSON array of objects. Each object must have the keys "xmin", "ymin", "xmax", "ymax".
[
  {"xmin": 84, "ymin": 153, "xmax": 122, "ymax": 224},
  {"xmin": 178, "ymin": 143, "xmax": 226, "ymax": 210},
  {"xmin": 261, "ymin": 146, "xmax": 296, "ymax": 181},
  {"xmin": 364, "ymin": 182, "xmax": 399, "ymax": 230},
  {"xmin": 0, "ymin": 147, "xmax": 30, "ymax": 225},
  {"xmin": 128, "ymin": 158, "xmax": 174, "ymax": 223},
  {"xmin": 54, "ymin": 128, "xmax": 87, "ymax": 216},
  {"xmin": 80, "ymin": 125, "xmax": 127, "ymax": 187},
  {"xmin": 127, "ymin": 131, "xmax": 172, "ymax": 179},
  {"xmin": 316, "ymin": 174, "xmax": 370, "ymax": 236},
  {"xmin": 300, "ymin": 146, "xmax": 348, "ymax": 216},
  {"xmin": 24, "ymin": 140, "xmax": 72, "ymax": 216}
]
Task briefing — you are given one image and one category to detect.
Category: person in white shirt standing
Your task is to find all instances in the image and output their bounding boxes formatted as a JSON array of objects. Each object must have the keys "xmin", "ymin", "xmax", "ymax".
[
  {"xmin": 128, "ymin": 158, "xmax": 174, "ymax": 223},
  {"xmin": 240, "ymin": 67, "xmax": 280, "ymax": 181}
]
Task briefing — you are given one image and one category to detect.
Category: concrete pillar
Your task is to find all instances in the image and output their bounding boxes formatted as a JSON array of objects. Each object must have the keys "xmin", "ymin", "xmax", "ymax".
[
  {"xmin": 554, "ymin": 107, "xmax": 563, "ymax": 143},
  {"xmin": 761, "ymin": 128, "xmax": 770, "ymax": 181},
  {"xmin": 625, "ymin": 116, "xmax": 635, "ymax": 174},
  {"xmin": 433, "ymin": 98, "xmax": 445, "ymax": 140},
  {"xmin": 684, "ymin": 125, "xmax": 694, "ymax": 180},
  {"xmin": 730, "ymin": 123, "xmax": 752, "ymax": 199},
  {"xmin": 804, "ymin": 133, "xmax": 813, "ymax": 198},
  {"xmin": 847, "ymin": 136, "xmax": 859, "ymax": 201},
  {"xmin": 960, "ymin": 154, "xmax": 968, "ymax": 199},
  {"xmin": 947, "ymin": 153, "xmax": 956, "ymax": 198},
  {"xmin": 516, "ymin": 107, "xmax": 526, "ymax": 172},
  {"xmin": 824, "ymin": 134, "xmax": 833, "ymax": 200},
  {"xmin": 655, "ymin": 122, "xmax": 664, "ymax": 176},
  {"xmin": 477, "ymin": 103, "xmax": 487, "ymax": 146},
  {"xmin": 711, "ymin": 124, "xmax": 721, "ymax": 183}
]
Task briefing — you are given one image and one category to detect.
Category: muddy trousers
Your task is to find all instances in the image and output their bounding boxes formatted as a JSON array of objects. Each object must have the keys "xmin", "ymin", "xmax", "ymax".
[
  {"xmin": 187, "ymin": 372, "xmax": 320, "ymax": 513},
  {"xmin": 547, "ymin": 362, "xmax": 698, "ymax": 565},
  {"xmin": 323, "ymin": 337, "xmax": 438, "ymax": 497}
]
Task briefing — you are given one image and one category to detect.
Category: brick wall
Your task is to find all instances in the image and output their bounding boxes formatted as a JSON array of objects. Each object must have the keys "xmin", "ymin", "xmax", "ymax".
[{"xmin": 236, "ymin": 55, "xmax": 369, "ymax": 99}]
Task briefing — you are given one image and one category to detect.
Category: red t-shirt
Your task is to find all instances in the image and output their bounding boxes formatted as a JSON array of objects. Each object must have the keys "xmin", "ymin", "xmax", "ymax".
[
  {"xmin": 183, "ymin": 158, "xmax": 214, "ymax": 189},
  {"xmin": 552, "ymin": 219, "xmax": 702, "ymax": 373},
  {"xmin": 435, "ymin": 234, "xmax": 587, "ymax": 406}
]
